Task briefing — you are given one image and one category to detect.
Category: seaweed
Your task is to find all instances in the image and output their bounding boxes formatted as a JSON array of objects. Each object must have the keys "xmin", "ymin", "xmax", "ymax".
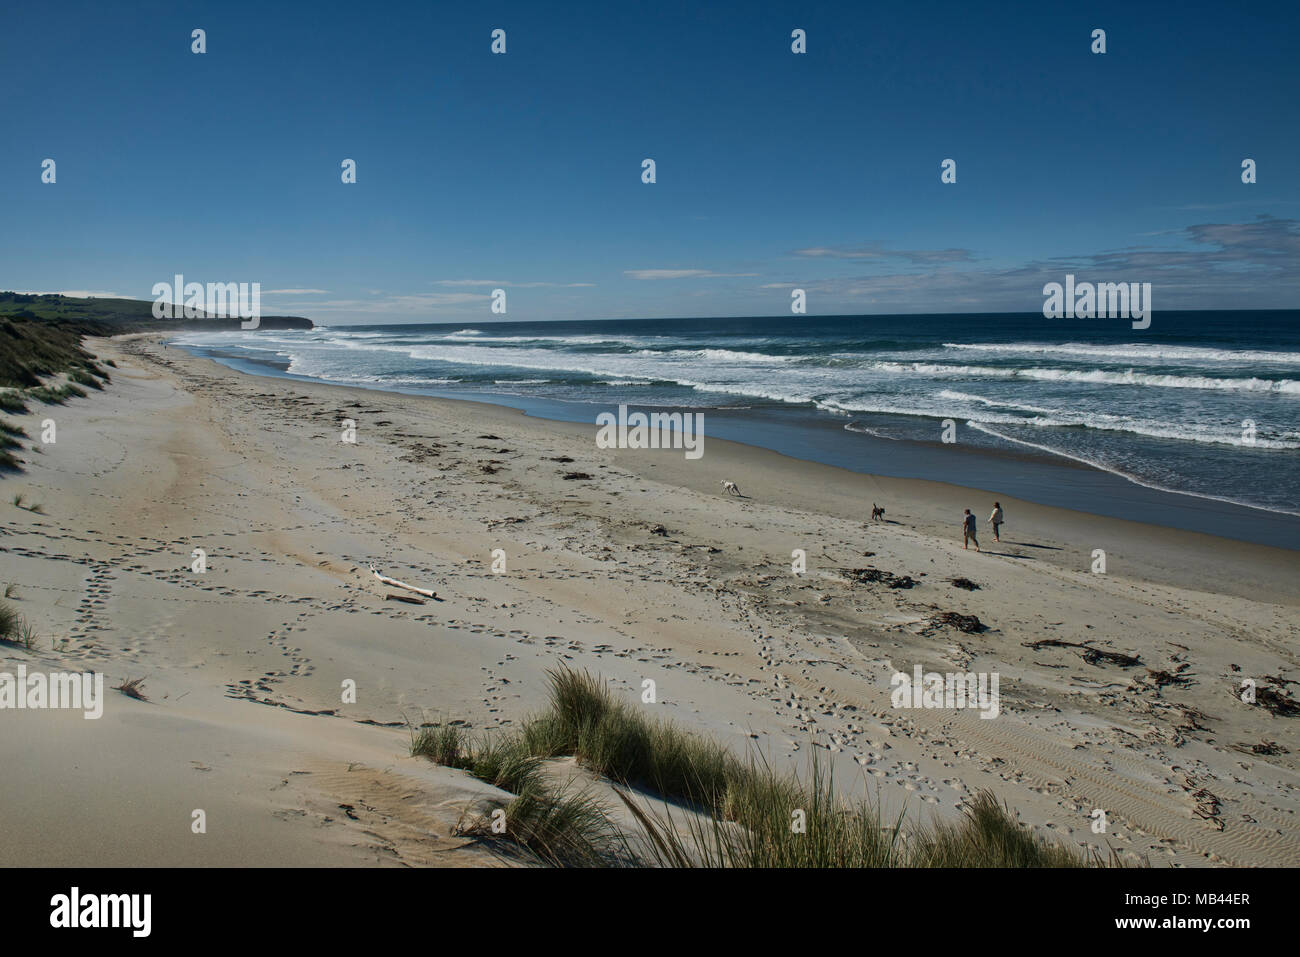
[{"xmin": 1023, "ymin": 638, "xmax": 1141, "ymax": 668}]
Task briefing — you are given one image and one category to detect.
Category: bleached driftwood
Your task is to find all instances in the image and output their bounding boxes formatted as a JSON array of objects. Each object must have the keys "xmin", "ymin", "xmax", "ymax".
[{"xmin": 369, "ymin": 565, "xmax": 437, "ymax": 599}]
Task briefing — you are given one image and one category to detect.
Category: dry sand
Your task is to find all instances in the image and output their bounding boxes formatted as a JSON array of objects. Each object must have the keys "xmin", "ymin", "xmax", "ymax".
[{"xmin": 1, "ymin": 335, "xmax": 1297, "ymax": 867}]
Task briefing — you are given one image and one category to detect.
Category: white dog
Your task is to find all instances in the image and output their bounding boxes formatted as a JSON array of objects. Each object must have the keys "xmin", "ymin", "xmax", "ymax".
[{"xmin": 720, "ymin": 480, "xmax": 742, "ymax": 496}]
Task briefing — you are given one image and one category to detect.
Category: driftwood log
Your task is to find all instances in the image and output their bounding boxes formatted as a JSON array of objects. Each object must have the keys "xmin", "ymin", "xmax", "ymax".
[{"xmin": 370, "ymin": 566, "xmax": 437, "ymax": 599}]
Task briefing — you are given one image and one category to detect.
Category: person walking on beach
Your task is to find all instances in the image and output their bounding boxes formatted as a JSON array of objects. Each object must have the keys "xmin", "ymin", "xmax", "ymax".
[
  {"xmin": 988, "ymin": 502, "xmax": 1004, "ymax": 543},
  {"xmin": 962, "ymin": 508, "xmax": 980, "ymax": 551}
]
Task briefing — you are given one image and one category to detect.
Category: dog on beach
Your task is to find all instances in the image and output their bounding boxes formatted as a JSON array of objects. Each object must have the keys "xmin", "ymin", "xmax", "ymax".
[
  {"xmin": 720, "ymin": 480, "xmax": 742, "ymax": 496},
  {"xmin": 871, "ymin": 503, "xmax": 885, "ymax": 521}
]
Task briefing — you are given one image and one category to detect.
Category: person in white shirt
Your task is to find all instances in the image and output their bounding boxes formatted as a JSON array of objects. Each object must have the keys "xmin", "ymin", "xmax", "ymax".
[{"xmin": 988, "ymin": 502, "xmax": 1004, "ymax": 543}]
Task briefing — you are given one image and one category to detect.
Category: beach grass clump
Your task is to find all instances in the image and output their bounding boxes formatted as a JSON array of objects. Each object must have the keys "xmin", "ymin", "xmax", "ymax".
[
  {"xmin": 0, "ymin": 602, "xmax": 38, "ymax": 649},
  {"xmin": 413, "ymin": 721, "xmax": 623, "ymax": 866},
  {"xmin": 412, "ymin": 722, "xmax": 544, "ymax": 793},
  {"xmin": 10, "ymin": 493, "xmax": 44, "ymax": 513},
  {"xmin": 114, "ymin": 676, "xmax": 149, "ymax": 701},
  {"xmin": 0, "ymin": 420, "xmax": 28, "ymax": 470},
  {"xmin": 911, "ymin": 791, "xmax": 1098, "ymax": 867},
  {"xmin": 615, "ymin": 754, "xmax": 904, "ymax": 868},
  {"xmin": 464, "ymin": 734, "xmax": 547, "ymax": 794},
  {"xmin": 0, "ymin": 392, "xmax": 27, "ymax": 414},
  {"xmin": 541, "ymin": 666, "xmax": 742, "ymax": 805},
  {"xmin": 0, "ymin": 601, "xmax": 19, "ymax": 641},
  {"xmin": 456, "ymin": 777, "xmax": 624, "ymax": 868},
  {"xmin": 413, "ymin": 667, "xmax": 1112, "ymax": 868},
  {"xmin": 411, "ymin": 721, "xmax": 467, "ymax": 767},
  {"xmin": 25, "ymin": 386, "xmax": 66, "ymax": 405},
  {"xmin": 24, "ymin": 382, "xmax": 86, "ymax": 405},
  {"xmin": 67, "ymin": 368, "xmax": 103, "ymax": 390},
  {"xmin": 505, "ymin": 782, "xmax": 623, "ymax": 867}
]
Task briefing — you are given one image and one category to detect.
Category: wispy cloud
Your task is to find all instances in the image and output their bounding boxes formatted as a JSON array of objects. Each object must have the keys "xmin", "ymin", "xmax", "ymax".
[
  {"xmin": 264, "ymin": 288, "xmax": 330, "ymax": 295},
  {"xmin": 283, "ymin": 292, "xmax": 487, "ymax": 314},
  {"xmin": 792, "ymin": 243, "xmax": 975, "ymax": 264},
  {"xmin": 8, "ymin": 289, "xmax": 132, "ymax": 299},
  {"xmin": 763, "ymin": 217, "xmax": 1300, "ymax": 311},
  {"xmin": 624, "ymin": 269, "xmax": 759, "ymax": 280},
  {"xmin": 433, "ymin": 279, "xmax": 595, "ymax": 288},
  {"xmin": 1164, "ymin": 200, "xmax": 1300, "ymax": 212}
]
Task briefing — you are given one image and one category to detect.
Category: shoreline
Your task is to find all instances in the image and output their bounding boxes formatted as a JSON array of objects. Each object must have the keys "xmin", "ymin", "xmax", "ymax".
[
  {"xmin": 1, "ymin": 333, "xmax": 1296, "ymax": 867},
  {"xmin": 179, "ymin": 339, "xmax": 1300, "ymax": 551}
]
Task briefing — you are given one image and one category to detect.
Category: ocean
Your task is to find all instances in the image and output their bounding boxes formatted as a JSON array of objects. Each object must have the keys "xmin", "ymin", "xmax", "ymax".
[{"xmin": 173, "ymin": 311, "xmax": 1300, "ymax": 546}]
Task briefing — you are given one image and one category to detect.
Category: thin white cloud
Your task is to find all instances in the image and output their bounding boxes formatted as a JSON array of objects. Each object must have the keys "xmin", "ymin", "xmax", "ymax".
[
  {"xmin": 793, "ymin": 244, "xmax": 974, "ymax": 264},
  {"xmin": 264, "ymin": 288, "xmax": 330, "ymax": 295},
  {"xmin": 285, "ymin": 292, "xmax": 487, "ymax": 313},
  {"xmin": 433, "ymin": 279, "xmax": 594, "ymax": 288},
  {"xmin": 758, "ymin": 217, "xmax": 1300, "ymax": 310},
  {"xmin": 624, "ymin": 269, "xmax": 758, "ymax": 280},
  {"xmin": 8, "ymin": 289, "xmax": 132, "ymax": 299}
]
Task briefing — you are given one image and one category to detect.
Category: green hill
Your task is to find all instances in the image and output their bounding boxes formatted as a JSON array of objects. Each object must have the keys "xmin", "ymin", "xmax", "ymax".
[{"xmin": 0, "ymin": 291, "xmax": 314, "ymax": 331}]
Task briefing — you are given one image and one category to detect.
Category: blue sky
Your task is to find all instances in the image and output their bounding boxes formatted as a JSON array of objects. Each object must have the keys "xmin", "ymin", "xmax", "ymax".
[{"xmin": 2, "ymin": 0, "xmax": 1297, "ymax": 324}]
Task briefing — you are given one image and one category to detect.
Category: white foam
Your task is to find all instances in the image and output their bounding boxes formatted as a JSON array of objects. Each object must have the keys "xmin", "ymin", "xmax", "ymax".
[
  {"xmin": 967, "ymin": 422, "xmax": 1300, "ymax": 517},
  {"xmin": 943, "ymin": 341, "xmax": 1300, "ymax": 365}
]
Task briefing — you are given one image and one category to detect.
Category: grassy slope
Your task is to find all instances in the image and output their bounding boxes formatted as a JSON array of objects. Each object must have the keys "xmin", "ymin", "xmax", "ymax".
[
  {"xmin": 0, "ymin": 292, "xmax": 313, "ymax": 469},
  {"xmin": 0, "ymin": 315, "xmax": 110, "ymax": 389}
]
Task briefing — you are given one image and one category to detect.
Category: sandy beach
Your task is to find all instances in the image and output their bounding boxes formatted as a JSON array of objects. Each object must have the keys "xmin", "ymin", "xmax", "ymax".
[{"xmin": 1, "ymin": 334, "xmax": 1297, "ymax": 867}]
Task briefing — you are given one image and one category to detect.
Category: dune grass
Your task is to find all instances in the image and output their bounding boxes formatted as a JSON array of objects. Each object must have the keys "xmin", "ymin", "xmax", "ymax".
[
  {"xmin": 16, "ymin": 619, "xmax": 37, "ymax": 650},
  {"xmin": 911, "ymin": 790, "xmax": 1101, "ymax": 867},
  {"xmin": 412, "ymin": 667, "xmax": 1119, "ymax": 868},
  {"xmin": 0, "ymin": 600, "xmax": 38, "ymax": 649},
  {"xmin": 412, "ymin": 719, "xmax": 623, "ymax": 866},
  {"xmin": 10, "ymin": 493, "xmax": 44, "ymax": 513},
  {"xmin": 0, "ymin": 315, "xmax": 107, "ymax": 390},
  {"xmin": 0, "ymin": 601, "xmax": 18, "ymax": 640},
  {"xmin": 0, "ymin": 313, "xmax": 117, "ymax": 472},
  {"xmin": 410, "ymin": 720, "xmax": 466, "ymax": 767},
  {"xmin": 456, "ymin": 778, "xmax": 624, "ymax": 868},
  {"xmin": 0, "ymin": 420, "xmax": 27, "ymax": 470},
  {"xmin": 67, "ymin": 368, "xmax": 104, "ymax": 390},
  {"xmin": 27, "ymin": 382, "xmax": 87, "ymax": 405}
]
